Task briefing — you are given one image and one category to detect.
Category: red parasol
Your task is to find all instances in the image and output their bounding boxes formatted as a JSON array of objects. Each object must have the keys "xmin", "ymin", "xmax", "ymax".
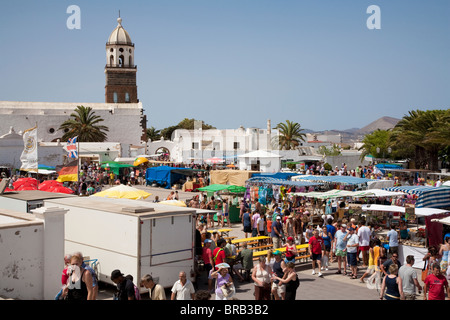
[
  {"xmin": 38, "ymin": 180, "xmax": 64, "ymax": 191},
  {"xmin": 44, "ymin": 185, "xmax": 75, "ymax": 194},
  {"xmin": 13, "ymin": 178, "xmax": 39, "ymax": 190}
]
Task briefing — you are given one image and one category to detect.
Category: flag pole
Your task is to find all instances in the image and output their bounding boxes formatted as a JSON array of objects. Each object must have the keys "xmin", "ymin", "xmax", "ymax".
[{"xmin": 77, "ymin": 138, "xmax": 80, "ymax": 190}]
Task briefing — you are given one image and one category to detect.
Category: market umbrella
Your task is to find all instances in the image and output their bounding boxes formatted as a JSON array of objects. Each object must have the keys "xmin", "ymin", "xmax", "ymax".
[
  {"xmin": 226, "ymin": 164, "xmax": 236, "ymax": 168},
  {"xmin": 205, "ymin": 157, "xmax": 225, "ymax": 164},
  {"xmin": 13, "ymin": 178, "xmax": 38, "ymax": 190},
  {"xmin": 38, "ymin": 180, "xmax": 64, "ymax": 191},
  {"xmin": 158, "ymin": 200, "xmax": 187, "ymax": 207},
  {"xmin": 44, "ymin": 185, "xmax": 75, "ymax": 194},
  {"xmin": 133, "ymin": 157, "xmax": 149, "ymax": 167},
  {"xmin": 16, "ymin": 185, "xmax": 38, "ymax": 191},
  {"xmin": 92, "ymin": 184, "xmax": 151, "ymax": 200}
]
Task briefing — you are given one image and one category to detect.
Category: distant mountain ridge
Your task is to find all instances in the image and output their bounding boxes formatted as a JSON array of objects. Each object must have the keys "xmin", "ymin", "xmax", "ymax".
[{"xmin": 305, "ymin": 116, "xmax": 401, "ymax": 143}]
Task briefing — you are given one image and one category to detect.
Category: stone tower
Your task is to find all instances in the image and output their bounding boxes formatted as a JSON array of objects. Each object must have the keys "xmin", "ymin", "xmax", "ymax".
[{"xmin": 105, "ymin": 17, "xmax": 138, "ymax": 104}]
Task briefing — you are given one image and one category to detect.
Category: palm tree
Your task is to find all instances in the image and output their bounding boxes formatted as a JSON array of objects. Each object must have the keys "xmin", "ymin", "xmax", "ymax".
[
  {"xmin": 390, "ymin": 109, "xmax": 449, "ymax": 170},
  {"xmin": 146, "ymin": 126, "xmax": 161, "ymax": 141},
  {"xmin": 358, "ymin": 129, "xmax": 392, "ymax": 161},
  {"xmin": 59, "ymin": 105, "xmax": 109, "ymax": 142},
  {"xmin": 273, "ymin": 120, "xmax": 306, "ymax": 150}
]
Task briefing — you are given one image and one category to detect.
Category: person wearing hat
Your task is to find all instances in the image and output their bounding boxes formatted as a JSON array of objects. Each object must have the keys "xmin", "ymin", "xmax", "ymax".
[
  {"xmin": 202, "ymin": 239, "xmax": 214, "ymax": 291},
  {"xmin": 271, "ymin": 250, "xmax": 286, "ymax": 300},
  {"xmin": 111, "ymin": 269, "xmax": 136, "ymax": 300},
  {"xmin": 283, "ymin": 236, "xmax": 298, "ymax": 264},
  {"xmin": 271, "ymin": 215, "xmax": 283, "ymax": 249}
]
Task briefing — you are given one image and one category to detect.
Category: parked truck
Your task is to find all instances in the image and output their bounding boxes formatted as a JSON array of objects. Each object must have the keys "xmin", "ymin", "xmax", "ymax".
[{"xmin": 44, "ymin": 196, "xmax": 198, "ymax": 289}]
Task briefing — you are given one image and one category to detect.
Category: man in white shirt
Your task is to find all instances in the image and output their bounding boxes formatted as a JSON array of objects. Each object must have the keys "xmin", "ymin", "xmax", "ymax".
[
  {"xmin": 357, "ymin": 220, "xmax": 372, "ymax": 267},
  {"xmin": 344, "ymin": 227, "xmax": 359, "ymax": 279},
  {"xmin": 171, "ymin": 271, "xmax": 195, "ymax": 300}
]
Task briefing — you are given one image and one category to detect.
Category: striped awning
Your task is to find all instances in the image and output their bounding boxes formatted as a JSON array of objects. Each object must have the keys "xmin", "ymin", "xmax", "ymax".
[
  {"xmin": 292, "ymin": 175, "xmax": 374, "ymax": 185},
  {"xmin": 246, "ymin": 176, "xmax": 323, "ymax": 188},
  {"xmin": 384, "ymin": 186, "xmax": 450, "ymax": 209}
]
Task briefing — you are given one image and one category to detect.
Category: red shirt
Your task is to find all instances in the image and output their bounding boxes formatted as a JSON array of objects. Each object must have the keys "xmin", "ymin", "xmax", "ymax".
[
  {"xmin": 202, "ymin": 247, "xmax": 213, "ymax": 266},
  {"xmin": 425, "ymin": 273, "xmax": 448, "ymax": 300},
  {"xmin": 267, "ymin": 220, "xmax": 273, "ymax": 233},
  {"xmin": 213, "ymin": 247, "xmax": 226, "ymax": 269},
  {"xmin": 309, "ymin": 236, "xmax": 324, "ymax": 254}
]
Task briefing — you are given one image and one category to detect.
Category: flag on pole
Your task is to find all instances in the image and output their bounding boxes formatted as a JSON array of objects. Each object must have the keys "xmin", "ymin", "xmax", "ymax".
[
  {"xmin": 66, "ymin": 136, "xmax": 78, "ymax": 159},
  {"xmin": 56, "ymin": 160, "xmax": 78, "ymax": 182},
  {"xmin": 20, "ymin": 126, "xmax": 38, "ymax": 172}
]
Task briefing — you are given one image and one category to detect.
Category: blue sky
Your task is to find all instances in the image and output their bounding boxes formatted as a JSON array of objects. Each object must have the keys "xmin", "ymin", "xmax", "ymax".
[{"xmin": 0, "ymin": 0, "xmax": 449, "ymax": 132}]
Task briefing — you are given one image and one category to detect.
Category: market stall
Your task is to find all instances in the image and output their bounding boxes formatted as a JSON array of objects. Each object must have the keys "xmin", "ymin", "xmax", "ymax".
[
  {"xmin": 384, "ymin": 185, "xmax": 450, "ymax": 209},
  {"xmin": 197, "ymin": 184, "xmax": 247, "ymax": 223},
  {"xmin": 361, "ymin": 204, "xmax": 450, "ymax": 267}
]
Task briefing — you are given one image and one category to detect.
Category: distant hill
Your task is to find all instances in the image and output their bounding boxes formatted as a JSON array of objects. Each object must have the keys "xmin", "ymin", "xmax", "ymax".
[
  {"xmin": 307, "ymin": 116, "xmax": 401, "ymax": 143},
  {"xmin": 357, "ymin": 116, "xmax": 400, "ymax": 134}
]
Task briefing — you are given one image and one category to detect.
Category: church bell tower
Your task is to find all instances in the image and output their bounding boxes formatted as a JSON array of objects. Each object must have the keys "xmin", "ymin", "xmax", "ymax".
[{"xmin": 105, "ymin": 16, "xmax": 138, "ymax": 103}]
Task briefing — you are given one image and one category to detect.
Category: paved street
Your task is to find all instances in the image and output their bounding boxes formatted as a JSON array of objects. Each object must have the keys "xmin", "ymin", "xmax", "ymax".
[{"xmin": 92, "ymin": 187, "xmax": 426, "ymax": 301}]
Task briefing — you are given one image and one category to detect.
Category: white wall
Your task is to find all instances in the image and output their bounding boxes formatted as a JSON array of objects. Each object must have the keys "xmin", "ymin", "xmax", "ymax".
[{"xmin": 0, "ymin": 207, "xmax": 67, "ymax": 300}]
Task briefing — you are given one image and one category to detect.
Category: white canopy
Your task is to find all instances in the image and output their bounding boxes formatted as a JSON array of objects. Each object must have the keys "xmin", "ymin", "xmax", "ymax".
[
  {"xmin": 291, "ymin": 189, "xmax": 406, "ymax": 199},
  {"xmin": 432, "ymin": 216, "xmax": 450, "ymax": 226},
  {"xmin": 362, "ymin": 204, "xmax": 449, "ymax": 217},
  {"xmin": 238, "ymin": 150, "xmax": 282, "ymax": 158}
]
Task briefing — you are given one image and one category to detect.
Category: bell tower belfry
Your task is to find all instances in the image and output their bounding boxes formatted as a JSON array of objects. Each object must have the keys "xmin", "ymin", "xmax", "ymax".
[{"xmin": 105, "ymin": 16, "xmax": 138, "ymax": 103}]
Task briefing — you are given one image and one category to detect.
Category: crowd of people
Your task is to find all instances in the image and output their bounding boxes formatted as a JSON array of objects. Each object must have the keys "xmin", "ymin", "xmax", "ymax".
[{"xmin": 190, "ymin": 192, "xmax": 450, "ymax": 301}]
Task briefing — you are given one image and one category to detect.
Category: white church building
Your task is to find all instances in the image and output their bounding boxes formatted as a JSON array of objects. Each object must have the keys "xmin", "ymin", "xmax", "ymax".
[{"xmin": 0, "ymin": 17, "xmax": 146, "ymax": 169}]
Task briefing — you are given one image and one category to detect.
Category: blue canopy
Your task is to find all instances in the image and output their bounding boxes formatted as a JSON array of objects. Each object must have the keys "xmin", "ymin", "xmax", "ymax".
[
  {"xmin": 384, "ymin": 186, "xmax": 450, "ymax": 209},
  {"xmin": 293, "ymin": 175, "xmax": 374, "ymax": 185},
  {"xmin": 145, "ymin": 166, "xmax": 195, "ymax": 189},
  {"xmin": 252, "ymin": 172, "xmax": 298, "ymax": 180},
  {"xmin": 375, "ymin": 163, "xmax": 404, "ymax": 174},
  {"xmin": 246, "ymin": 176, "xmax": 323, "ymax": 187}
]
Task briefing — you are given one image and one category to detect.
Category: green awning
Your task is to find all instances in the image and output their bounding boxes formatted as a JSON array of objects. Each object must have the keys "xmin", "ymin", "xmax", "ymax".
[
  {"xmin": 101, "ymin": 161, "xmax": 134, "ymax": 175},
  {"xmin": 198, "ymin": 184, "xmax": 246, "ymax": 193}
]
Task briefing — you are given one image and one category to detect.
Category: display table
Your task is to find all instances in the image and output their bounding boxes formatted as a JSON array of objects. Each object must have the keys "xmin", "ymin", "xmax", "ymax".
[{"xmin": 398, "ymin": 244, "xmax": 427, "ymax": 269}]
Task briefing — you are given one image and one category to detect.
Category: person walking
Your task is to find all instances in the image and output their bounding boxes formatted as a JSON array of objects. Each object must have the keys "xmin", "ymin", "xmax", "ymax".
[
  {"xmin": 398, "ymin": 255, "xmax": 422, "ymax": 300},
  {"xmin": 110, "ymin": 269, "xmax": 137, "ymax": 300},
  {"xmin": 439, "ymin": 236, "xmax": 450, "ymax": 274},
  {"xmin": 242, "ymin": 208, "xmax": 252, "ymax": 238},
  {"xmin": 283, "ymin": 236, "xmax": 298, "ymax": 265},
  {"xmin": 360, "ymin": 239, "xmax": 380, "ymax": 282},
  {"xmin": 381, "ymin": 253, "xmax": 402, "ymax": 276},
  {"xmin": 357, "ymin": 219, "xmax": 371, "ymax": 267},
  {"xmin": 251, "ymin": 209, "xmax": 261, "ymax": 238},
  {"xmin": 271, "ymin": 250, "xmax": 286, "ymax": 300},
  {"xmin": 320, "ymin": 225, "xmax": 332, "ymax": 271},
  {"xmin": 309, "ymin": 229, "xmax": 324, "ymax": 277},
  {"xmin": 271, "ymin": 215, "xmax": 283, "ymax": 249},
  {"xmin": 252, "ymin": 257, "xmax": 272, "ymax": 300},
  {"xmin": 61, "ymin": 255, "xmax": 95, "ymax": 300},
  {"xmin": 141, "ymin": 274, "xmax": 166, "ymax": 300},
  {"xmin": 334, "ymin": 224, "xmax": 348, "ymax": 275},
  {"xmin": 380, "ymin": 264, "xmax": 405, "ymax": 300},
  {"xmin": 423, "ymin": 263, "xmax": 450, "ymax": 300},
  {"xmin": 210, "ymin": 265, "xmax": 234, "ymax": 300},
  {"xmin": 387, "ymin": 225, "xmax": 399, "ymax": 257},
  {"xmin": 273, "ymin": 262, "xmax": 299, "ymax": 300},
  {"xmin": 235, "ymin": 242, "xmax": 253, "ymax": 282},
  {"xmin": 344, "ymin": 226, "xmax": 359, "ymax": 279},
  {"xmin": 171, "ymin": 271, "xmax": 195, "ymax": 300}
]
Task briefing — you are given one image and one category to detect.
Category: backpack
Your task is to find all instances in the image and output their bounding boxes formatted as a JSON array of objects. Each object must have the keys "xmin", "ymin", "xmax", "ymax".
[{"xmin": 134, "ymin": 285, "xmax": 141, "ymax": 300}]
